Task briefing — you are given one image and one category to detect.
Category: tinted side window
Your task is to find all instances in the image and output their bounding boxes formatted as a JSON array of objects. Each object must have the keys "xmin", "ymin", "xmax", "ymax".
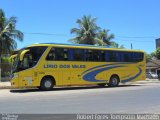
[
  {"xmin": 46, "ymin": 48, "xmax": 69, "ymax": 61},
  {"xmin": 84, "ymin": 50, "xmax": 103, "ymax": 62},
  {"xmin": 85, "ymin": 50, "xmax": 97, "ymax": 61},
  {"xmin": 121, "ymin": 52, "xmax": 144, "ymax": 62},
  {"xmin": 56, "ymin": 48, "xmax": 65, "ymax": 60},
  {"xmin": 92, "ymin": 50, "xmax": 100, "ymax": 61},
  {"xmin": 132, "ymin": 52, "xmax": 144, "ymax": 62},
  {"xmin": 100, "ymin": 51, "xmax": 105, "ymax": 61},
  {"xmin": 123, "ymin": 52, "xmax": 131, "ymax": 62},
  {"xmin": 73, "ymin": 49, "xmax": 84, "ymax": 61},
  {"xmin": 46, "ymin": 48, "xmax": 56, "ymax": 61},
  {"xmin": 106, "ymin": 51, "xmax": 119, "ymax": 62},
  {"xmin": 31, "ymin": 46, "xmax": 47, "ymax": 62},
  {"xmin": 85, "ymin": 50, "xmax": 92, "ymax": 61},
  {"xmin": 63, "ymin": 48, "xmax": 69, "ymax": 60}
]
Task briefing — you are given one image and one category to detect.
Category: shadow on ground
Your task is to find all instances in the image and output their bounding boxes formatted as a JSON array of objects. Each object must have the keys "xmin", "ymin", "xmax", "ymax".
[{"xmin": 10, "ymin": 84, "xmax": 141, "ymax": 93}]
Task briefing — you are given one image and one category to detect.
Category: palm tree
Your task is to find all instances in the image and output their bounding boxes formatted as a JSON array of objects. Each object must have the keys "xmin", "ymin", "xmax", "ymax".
[
  {"xmin": 96, "ymin": 29, "xmax": 115, "ymax": 46},
  {"xmin": 0, "ymin": 9, "xmax": 23, "ymax": 80},
  {"xmin": 0, "ymin": 9, "xmax": 23, "ymax": 54},
  {"xmin": 70, "ymin": 15, "xmax": 101, "ymax": 45}
]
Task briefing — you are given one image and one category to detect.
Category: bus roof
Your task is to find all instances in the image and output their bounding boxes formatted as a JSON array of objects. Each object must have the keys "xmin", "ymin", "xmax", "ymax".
[{"xmin": 25, "ymin": 43, "xmax": 145, "ymax": 53}]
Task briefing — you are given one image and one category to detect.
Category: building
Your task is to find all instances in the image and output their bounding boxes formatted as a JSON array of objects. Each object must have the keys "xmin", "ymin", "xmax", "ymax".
[
  {"xmin": 156, "ymin": 38, "xmax": 160, "ymax": 49},
  {"xmin": 146, "ymin": 60, "xmax": 160, "ymax": 75},
  {"xmin": 147, "ymin": 38, "xmax": 160, "ymax": 75}
]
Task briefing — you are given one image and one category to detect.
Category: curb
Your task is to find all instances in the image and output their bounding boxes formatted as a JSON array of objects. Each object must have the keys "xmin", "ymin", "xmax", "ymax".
[
  {"xmin": 0, "ymin": 82, "xmax": 13, "ymax": 89},
  {"xmin": 135, "ymin": 80, "xmax": 160, "ymax": 84},
  {"xmin": 0, "ymin": 80, "xmax": 160, "ymax": 89},
  {"xmin": 0, "ymin": 86, "xmax": 15, "ymax": 89}
]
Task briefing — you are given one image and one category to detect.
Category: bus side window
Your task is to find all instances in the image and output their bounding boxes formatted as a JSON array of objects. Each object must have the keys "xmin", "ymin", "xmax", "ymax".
[
  {"xmin": 108, "ymin": 51, "xmax": 118, "ymax": 62},
  {"xmin": 73, "ymin": 49, "xmax": 84, "ymax": 61},
  {"xmin": 132, "ymin": 52, "xmax": 144, "ymax": 62},
  {"xmin": 138, "ymin": 53, "xmax": 144, "ymax": 62},
  {"xmin": 23, "ymin": 54, "xmax": 30, "ymax": 69},
  {"xmin": 55, "ymin": 48, "xmax": 63, "ymax": 60},
  {"xmin": 92, "ymin": 50, "xmax": 100, "ymax": 61},
  {"xmin": 85, "ymin": 50, "xmax": 93, "ymax": 61},
  {"xmin": 64, "ymin": 49, "xmax": 68, "ymax": 61},
  {"xmin": 69, "ymin": 49, "xmax": 74, "ymax": 61},
  {"xmin": 101, "ymin": 51, "xmax": 105, "ymax": 61},
  {"xmin": 132, "ymin": 52, "xmax": 137, "ymax": 62},
  {"xmin": 46, "ymin": 48, "xmax": 55, "ymax": 61},
  {"xmin": 123, "ymin": 52, "xmax": 131, "ymax": 62},
  {"xmin": 55, "ymin": 48, "xmax": 69, "ymax": 61},
  {"xmin": 46, "ymin": 48, "xmax": 69, "ymax": 61}
]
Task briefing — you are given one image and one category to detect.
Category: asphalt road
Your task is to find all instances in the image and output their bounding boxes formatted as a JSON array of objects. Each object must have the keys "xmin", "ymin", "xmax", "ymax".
[{"xmin": 0, "ymin": 83, "xmax": 160, "ymax": 114}]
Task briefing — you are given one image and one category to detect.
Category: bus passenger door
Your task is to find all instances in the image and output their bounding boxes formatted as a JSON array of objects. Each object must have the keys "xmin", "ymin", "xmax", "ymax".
[{"xmin": 18, "ymin": 54, "xmax": 34, "ymax": 87}]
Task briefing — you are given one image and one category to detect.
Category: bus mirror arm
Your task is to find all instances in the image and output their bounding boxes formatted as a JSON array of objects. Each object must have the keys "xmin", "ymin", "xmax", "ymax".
[{"xmin": 20, "ymin": 50, "xmax": 30, "ymax": 61}]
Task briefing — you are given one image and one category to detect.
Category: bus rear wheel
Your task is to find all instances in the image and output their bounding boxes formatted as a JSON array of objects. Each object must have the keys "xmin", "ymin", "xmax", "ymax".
[
  {"xmin": 108, "ymin": 75, "xmax": 119, "ymax": 87},
  {"xmin": 40, "ymin": 77, "xmax": 54, "ymax": 91}
]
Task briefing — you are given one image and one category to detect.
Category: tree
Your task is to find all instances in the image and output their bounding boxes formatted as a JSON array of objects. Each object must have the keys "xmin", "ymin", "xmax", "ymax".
[
  {"xmin": 96, "ymin": 29, "xmax": 115, "ymax": 46},
  {"xmin": 70, "ymin": 15, "xmax": 116, "ymax": 46},
  {"xmin": 147, "ymin": 52, "xmax": 156, "ymax": 60},
  {"xmin": 147, "ymin": 54, "xmax": 152, "ymax": 60},
  {"xmin": 0, "ymin": 9, "xmax": 23, "ymax": 80},
  {"xmin": 0, "ymin": 9, "xmax": 23, "ymax": 54},
  {"xmin": 111, "ymin": 42, "xmax": 125, "ymax": 49},
  {"xmin": 70, "ymin": 15, "xmax": 101, "ymax": 45},
  {"xmin": 155, "ymin": 48, "xmax": 160, "ymax": 59}
]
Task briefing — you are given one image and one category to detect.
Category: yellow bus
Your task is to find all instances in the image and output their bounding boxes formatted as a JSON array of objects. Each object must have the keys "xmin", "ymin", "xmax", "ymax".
[{"xmin": 10, "ymin": 43, "xmax": 146, "ymax": 90}]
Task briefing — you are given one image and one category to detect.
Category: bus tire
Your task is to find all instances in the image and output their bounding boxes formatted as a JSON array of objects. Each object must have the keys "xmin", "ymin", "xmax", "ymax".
[
  {"xmin": 40, "ymin": 76, "xmax": 55, "ymax": 91},
  {"xmin": 108, "ymin": 75, "xmax": 120, "ymax": 87},
  {"xmin": 97, "ymin": 83, "xmax": 106, "ymax": 87}
]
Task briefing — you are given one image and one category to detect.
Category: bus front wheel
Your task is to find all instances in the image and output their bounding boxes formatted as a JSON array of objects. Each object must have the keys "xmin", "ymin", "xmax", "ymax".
[
  {"xmin": 107, "ymin": 75, "xmax": 120, "ymax": 87},
  {"xmin": 40, "ymin": 77, "xmax": 54, "ymax": 91}
]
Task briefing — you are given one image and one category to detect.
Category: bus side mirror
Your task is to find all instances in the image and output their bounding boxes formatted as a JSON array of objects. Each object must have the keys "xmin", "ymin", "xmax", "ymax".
[
  {"xmin": 10, "ymin": 54, "xmax": 17, "ymax": 62},
  {"xmin": 20, "ymin": 50, "xmax": 30, "ymax": 61}
]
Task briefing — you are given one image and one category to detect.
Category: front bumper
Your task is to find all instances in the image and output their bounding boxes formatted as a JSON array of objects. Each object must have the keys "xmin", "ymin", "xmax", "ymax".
[{"xmin": 10, "ymin": 73, "xmax": 19, "ymax": 87}]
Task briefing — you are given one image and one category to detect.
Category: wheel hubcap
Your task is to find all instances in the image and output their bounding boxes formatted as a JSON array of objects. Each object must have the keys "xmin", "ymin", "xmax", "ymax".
[
  {"xmin": 44, "ymin": 80, "xmax": 52, "ymax": 88},
  {"xmin": 112, "ymin": 78, "xmax": 118, "ymax": 85}
]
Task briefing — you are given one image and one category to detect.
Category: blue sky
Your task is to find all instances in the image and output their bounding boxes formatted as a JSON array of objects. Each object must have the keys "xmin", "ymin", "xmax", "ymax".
[{"xmin": 0, "ymin": 0, "xmax": 160, "ymax": 53}]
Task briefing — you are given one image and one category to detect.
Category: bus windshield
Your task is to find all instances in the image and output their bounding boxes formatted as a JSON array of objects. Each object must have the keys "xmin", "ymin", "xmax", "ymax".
[
  {"xmin": 11, "ymin": 55, "xmax": 19, "ymax": 73},
  {"xmin": 12, "ymin": 46, "xmax": 47, "ymax": 73}
]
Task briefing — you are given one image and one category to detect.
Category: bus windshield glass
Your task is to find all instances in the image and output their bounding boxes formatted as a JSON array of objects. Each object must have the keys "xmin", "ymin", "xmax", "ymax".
[
  {"xmin": 12, "ymin": 46, "xmax": 47, "ymax": 73},
  {"xmin": 11, "ymin": 55, "xmax": 19, "ymax": 73}
]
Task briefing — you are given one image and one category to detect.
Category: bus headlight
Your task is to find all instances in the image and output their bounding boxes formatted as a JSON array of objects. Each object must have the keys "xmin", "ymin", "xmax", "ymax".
[{"xmin": 10, "ymin": 73, "xmax": 18, "ymax": 80}]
